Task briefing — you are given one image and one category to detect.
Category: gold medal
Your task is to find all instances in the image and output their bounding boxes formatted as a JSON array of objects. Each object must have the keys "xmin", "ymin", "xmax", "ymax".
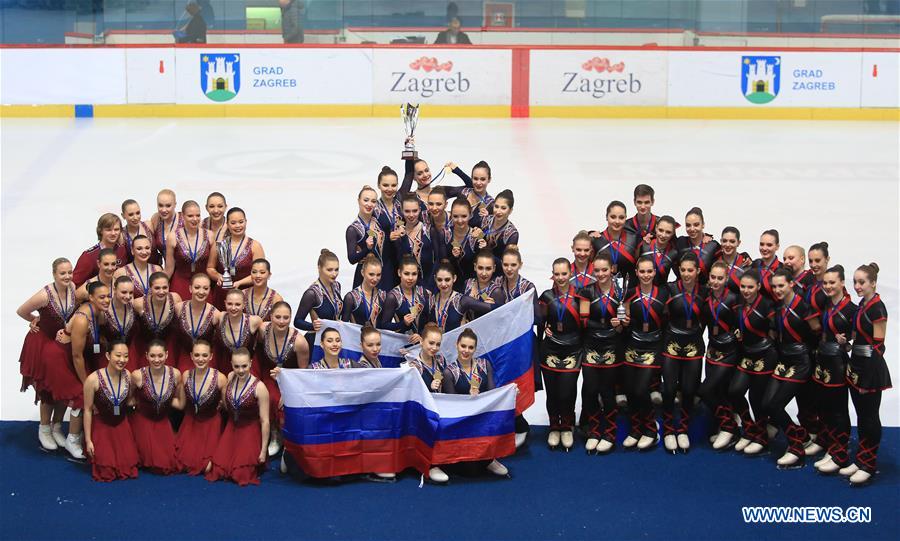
[
  {"xmin": 480, "ymin": 293, "xmax": 491, "ymax": 302},
  {"xmin": 556, "ymin": 322, "xmax": 564, "ymax": 332},
  {"xmin": 686, "ymin": 320, "xmax": 693, "ymax": 329},
  {"xmin": 713, "ymin": 327, "xmax": 719, "ymax": 336},
  {"xmin": 643, "ymin": 323, "xmax": 649, "ymax": 332},
  {"xmin": 367, "ymin": 229, "xmax": 377, "ymax": 238},
  {"xmin": 433, "ymin": 370, "xmax": 443, "ymax": 383},
  {"xmin": 470, "ymin": 372, "xmax": 482, "ymax": 395},
  {"xmin": 472, "ymin": 229, "xmax": 483, "ymax": 239},
  {"xmin": 409, "ymin": 305, "xmax": 419, "ymax": 317}
]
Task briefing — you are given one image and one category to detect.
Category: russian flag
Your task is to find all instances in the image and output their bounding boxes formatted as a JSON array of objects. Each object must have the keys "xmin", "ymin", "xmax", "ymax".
[
  {"xmin": 408, "ymin": 291, "xmax": 537, "ymax": 414},
  {"xmin": 278, "ymin": 367, "xmax": 517, "ymax": 477},
  {"xmin": 310, "ymin": 320, "xmax": 409, "ymax": 367}
]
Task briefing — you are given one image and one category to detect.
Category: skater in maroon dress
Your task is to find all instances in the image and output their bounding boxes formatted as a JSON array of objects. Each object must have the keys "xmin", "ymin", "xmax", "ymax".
[
  {"xmin": 149, "ymin": 189, "xmax": 183, "ymax": 265},
  {"xmin": 132, "ymin": 272, "xmax": 182, "ymax": 369},
  {"xmin": 255, "ymin": 301, "xmax": 306, "ymax": 457},
  {"xmin": 83, "ymin": 339, "xmax": 139, "ymax": 482},
  {"xmin": 103, "ymin": 277, "xmax": 138, "ymax": 370},
  {"xmin": 16, "ymin": 257, "xmax": 76, "ymax": 451},
  {"xmin": 202, "ymin": 192, "xmax": 228, "ymax": 244},
  {"xmin": 53, "ymin": 281, "xmax": 112, "ymax": 459},
  {"xmin": 113, "ymin": 235, "xmax": 161, "ymax": 299},
  {"xmin": 205, "ymin": 348, "xmax": 270, "ymax": 486},
  {"xmin": 207, "ymin": 207, "xmax": 265, "ymax": 310},
  {"xmin": 173, "ymin": 273, "xmax": 219, "ymax": 371},
  {"xmin": 214, "ymin": 289, "xmax": 263, "ymax": 376},
  {"xmin": 120, "ymin": 199, "xmax": 154, "ymax": 263},
  {"xmin": 73, "ymin": 213, "xmax": 128, "ymax": 287},
  {"xmin": 244, "ymin": 259, "xmax": 283, "ymax": 321},
  {"xmin": 76, "ymin": 248, "xmax": 120, "ymax": 303},
  {"xmin": 130, "ymin": 339, "xmax": 182, "ymax": 474},
  {"xmin": 176, "ymin": 340, "xmax": 226, "ymax": 475},
  {"xmin": 165, "ymin": 200, "xmax": 211, "ymax": 301}
]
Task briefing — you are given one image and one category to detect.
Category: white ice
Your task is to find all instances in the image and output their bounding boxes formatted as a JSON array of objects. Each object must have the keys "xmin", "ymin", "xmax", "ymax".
[{"xmin": 1, "ymin": 117, "xmax": 898, "ymax": 425}]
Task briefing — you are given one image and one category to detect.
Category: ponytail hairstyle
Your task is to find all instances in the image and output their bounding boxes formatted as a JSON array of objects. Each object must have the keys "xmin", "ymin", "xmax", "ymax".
[
  {"xmin": 472, "ymin": 160, "xmax": 492, "ymax": 179},
  {"xmin": 52, "ymin": 257, "xmax": 71, "ymax": 273},
  {"xmin": 772, "ymin": 267, "xmax": 794, "ymax": 282},
  {"xmin": 495, "ymin": 189, "xmax": 514, "ymax": 209},
  {"xmin": 475, "ymin": 249, "xmax": 494, "ymax": 265},
  {"xmin": 182, "ymin": 200, "xmax": 201, "ymax": 214},
  {"xmin": 762, "ymin": 229, "xmax": 780, "ymax": 245},
  {"xmin": 147, "ymin": 338, "xmax": 167, "ymax": 353},
  {"xmin": 97, "ymin": 247, "xmax": 117, "ymax": 262},
  {"xmin": 398, "ymin": 254, "xmax": 420, "ymax": 273},
  {"xmin": 679, "ymin": 251, "xmax": 700, "ymax": 269},
  {"xmin": 317, "ymin": 249, "xmax": 339, "ymax": 268},
  {"xmin": 421, "ymin": 322, "xmax": 443, "ymax": 340},
  {"xmin": 686, "ymin": 206, "xmax": 705, "ymax": 224},
  {"xmin": 856, "ymin": 262, "xmax": 880, "ymax": 283},
  {"xmin": 825, "ymin": 264, "xmax": 845, "ymax": 282},
  {"xmin": 722, "ymin": 226, "xmax": 741, "ymax": 240},
  {"xmin": 572, "ymin": 230, "xmax": 593, "ymax": 246},
  {"xmin": 658, "ymin": 215, "xmax": 677, "ymax": 229},
  {"xmin": 458, "ymin": 328, "xmax": 479, "ymax": 345},
  {"xmin": 361, "ymin": 253, "xmax": 383, "ymax": 272},
  {"xmin": 360, "ymin": 323, "xmax": 381, "ymax": 342},
  {"xmin": 434, "ymin": 259, "xmax": 457, "ymax": 277},
  {"xmin": 358, "ymin": 184, "xmax": 377, "ymax": 199},
  {"xmin": 251, "ymin": 258, "xmax": 271, "ymax": 271},
  {"xmin": 606, "ymin": 200, "xmax": 626, "ymax": 216},
  {"xmin": 108, "ymin": 337, "xmax": 129, "ymax": 352},
  {"xmin": 809, "ymin": 241, "xmax": 830, "ymax": 258},
  {"xmin": 502, "ymin": 247, "xmax": 522, "ymax": 263},
  {"xmin": 121, "ymin": 199, "xmax": 138, "ymax": 213},
  {"xmin": 593, "ymin": 251, "xmax": 614, "ymax": 267},
  {"xmin": 742, "ymin": 269, "xmax": 761, "ymax": 285},
  {"xmin": 451, "ymin": 197, "xmax": 472, "ymax": 214},
  {"xmin": 377, "ymin": 165, "xmax": 398, "ymax": 186}
]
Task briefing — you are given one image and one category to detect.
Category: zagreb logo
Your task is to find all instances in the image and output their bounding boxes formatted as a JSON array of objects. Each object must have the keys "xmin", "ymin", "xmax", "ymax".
[
  {"xmin": 741, "ymin": 56, "xmax": 780, "ymax": 104},
  {"xmin": 562, "ymin": 57, "xmax": 641, "ymax": 99},
  {"xmin": 201, "ymin": 53, "xmax": 240, "ymax": 102},
  {"xmin": 391, "ymin": 56, "xmax": 469, "ymax": 98}
]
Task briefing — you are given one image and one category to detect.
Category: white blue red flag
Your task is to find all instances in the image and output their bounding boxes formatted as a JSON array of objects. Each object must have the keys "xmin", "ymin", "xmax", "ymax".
[{"xmin": 279, "ymin": 367, "xmax": 516, "ymax": 478}]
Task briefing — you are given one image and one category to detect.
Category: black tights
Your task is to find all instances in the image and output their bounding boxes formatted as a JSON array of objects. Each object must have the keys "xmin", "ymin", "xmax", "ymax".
[
  {"xmin": 625, "ymin": 366, "xmax": 658, "ymax": 437},
  {"xmin": 699, "ymin": 362, "xmax": 737, "ymax": 432},
  {"xmin": 762, "ymin": 377, "xmax": 808, "ymax": 455},
  {"xmin": 728, "ymin": 371, "xmax": 767, "ymax": 442},
  {"xmin": 850, "ymin": 388, "xmax": 883, "ymax": 473},
  {"xmin": 541, "ymin": 368, "xmax": 579, "ymax": 431},
  {"xmin": 581, "ymin": 366, "xmax": 619, "ymax": 439},
  {"xmin": 819, "ymin": 385, "xmax": 851, "ymax": 466},
  {"xmin": 661, "ymin": 358, "xmax": 702, "ymax": 434}
]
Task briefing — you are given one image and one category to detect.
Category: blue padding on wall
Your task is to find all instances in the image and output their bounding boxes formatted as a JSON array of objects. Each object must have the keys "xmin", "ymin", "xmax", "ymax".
[{"xmin": 74, "ymin": 105, "xmax": 94, "ymax": 118}]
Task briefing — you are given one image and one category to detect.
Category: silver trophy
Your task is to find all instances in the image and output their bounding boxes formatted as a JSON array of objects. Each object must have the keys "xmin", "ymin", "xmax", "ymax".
[
  {"xmin": 614, "ymin": 273, "xmax": 629, "ymax": 319},
  {"xmin": 401, "ymin": 103, "xmax": 419, "ymax": 160},
  {"xmin": 217, "ymin": 241, "xmax": 234, "ymax": 289}
]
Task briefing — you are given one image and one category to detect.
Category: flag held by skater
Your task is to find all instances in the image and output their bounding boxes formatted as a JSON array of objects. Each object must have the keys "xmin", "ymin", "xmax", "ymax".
[{"xmin": 279, "ymin": 367, "xmax": 516, "ymax": 478}]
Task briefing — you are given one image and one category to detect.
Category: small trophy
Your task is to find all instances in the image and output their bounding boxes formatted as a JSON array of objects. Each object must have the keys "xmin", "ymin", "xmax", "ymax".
[
  {"xmin": 615, "ymin": 273, "xmax": 629, "ymax": 319},
  {"xmin": 469, "ymin": 372, "xmax": 482, "ymax": 395},
  {"xmin": 401, "ymin": 103, "xmax": 419, "ymax": 160},
  {"xmin": 217, "ymin": 241, "xmax": 234, "ymax": 289}
]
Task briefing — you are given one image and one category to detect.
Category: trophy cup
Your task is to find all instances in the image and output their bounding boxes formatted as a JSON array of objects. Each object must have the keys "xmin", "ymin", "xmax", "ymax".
[
  {"xmin": 217, "ymin": 241, "xmax": 234, "ymax": 289},
  {"xmin": 401, "ymin": 103, "xmax": 420, "ymax": 160},
  {"xmin": 615, "ymin": 273, "xmax": 629, "ymax": 319}
]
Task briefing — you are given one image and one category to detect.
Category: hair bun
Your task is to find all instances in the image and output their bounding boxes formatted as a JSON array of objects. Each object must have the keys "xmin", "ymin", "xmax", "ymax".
[
  {"xmin": 381, "ymin": 165, "xmax": 391, "ymax": 172},
  {"xmin": 821, "ymin": 241, "xmax": 829, "ymax": 249},
  {"xmin": 869, "ymin": 262, "xmax": 880, "ymax": 272},
  {"xmin": 834, "ymin": 264, "xmax": 844, "ymax": 272}
]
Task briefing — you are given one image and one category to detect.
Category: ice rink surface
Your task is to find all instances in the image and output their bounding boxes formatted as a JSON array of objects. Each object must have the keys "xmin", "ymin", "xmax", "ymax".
[{"xmin": 1, "ymin": 117, "xmax": 898, "ymax": 424}]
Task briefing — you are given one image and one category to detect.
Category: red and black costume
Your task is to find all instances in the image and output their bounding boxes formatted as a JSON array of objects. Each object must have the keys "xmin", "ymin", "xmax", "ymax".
[
  {"xmin": 538, "ymin": 286, "xmax": 584, "ymax": 434},
  {"xmin": 847, "ymin": 294, "xmax": 891, "ymax": 475},
  {"xmin": 674, "ymin": 236, "xmax": 720, "ymax": 283},
  {"xmin": 591, "ymin": 229, "xmax": 639, "ymax": 281},
  {"xmin": 698, "ymin": 288, "xmax": 742, "ymax": 438},
  {"xmin": 728, "ymin": 294, "xmax": 776, "ymax": 447},
  {"xmin": 623, "ymin": 285, "xmax": 669, "ymax": 441},
  {"xmin": 661, "ymin": 281, "xmax": 707, "ymax": 439},
  {"xmin": 639, "ymin": 239, "xmax": 677, "ymax": 286}
]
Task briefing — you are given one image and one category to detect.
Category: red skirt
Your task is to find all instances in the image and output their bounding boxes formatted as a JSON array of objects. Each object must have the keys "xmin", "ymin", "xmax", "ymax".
[
  {"xmin": 18, "ymin": 331, "xmax": 45, "ymax": 394},
  {"xmin": 40, "ymin": 343, "xmax": 84, "ymax": 410},
  {"xmin": 251, "ymin": 356, "xmax": 282, "ymax": 427},
  {"xmin": 169, "ymin": 268, "xmax": 193, "ymax": 302},
  {"xmin": 205, "ymin": 419, "xmax": 264, "ymax": 486},
  {"xmin": 176, "ymin": 411, "xmax": 224, "ymax": 475},
  {"xmin": 130, "ymin": 411, "xmax": 179, "ymax": 475},
  {"xmin": 90, "ymin": 415, "xmax": 139, "ymax": 482}
]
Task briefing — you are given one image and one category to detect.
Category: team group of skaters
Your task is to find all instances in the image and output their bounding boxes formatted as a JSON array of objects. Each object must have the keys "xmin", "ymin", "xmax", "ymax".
[{"xmin": 16, "ymin": 152, "xmax": 891, "ymax": 488}]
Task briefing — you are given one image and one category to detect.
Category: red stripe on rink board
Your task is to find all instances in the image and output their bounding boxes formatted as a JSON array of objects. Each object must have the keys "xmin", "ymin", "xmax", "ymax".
[
  {"xmin": 511, "ymin": 48, "xmax": 530, "ymax": 118},
  {"xmin": 432, "ymin": 435, "xmax": 516, "ymax": 465},
  {"xmin": 283, "ymin": 436, "xmax": 432, "ymax": 478}
]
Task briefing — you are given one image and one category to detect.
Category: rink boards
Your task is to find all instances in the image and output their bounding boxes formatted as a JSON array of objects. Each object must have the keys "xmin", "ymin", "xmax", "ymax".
[{"xmin": 1, "ymin": 45, "xmax": 898, "ymax": 119}]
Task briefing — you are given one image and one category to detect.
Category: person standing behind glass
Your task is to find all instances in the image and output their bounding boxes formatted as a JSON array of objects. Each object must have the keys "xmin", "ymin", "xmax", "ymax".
[
  {"xmin": 434, "ymin": 17, "xmax": 471, "ymax": 45},
  {"xmin": 280, "ymin": 0, "xmax": 305, "ymax": 44},
  {"xmin": 175, "ymin": 1, "xmax": 207, "ymax": 44}
]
